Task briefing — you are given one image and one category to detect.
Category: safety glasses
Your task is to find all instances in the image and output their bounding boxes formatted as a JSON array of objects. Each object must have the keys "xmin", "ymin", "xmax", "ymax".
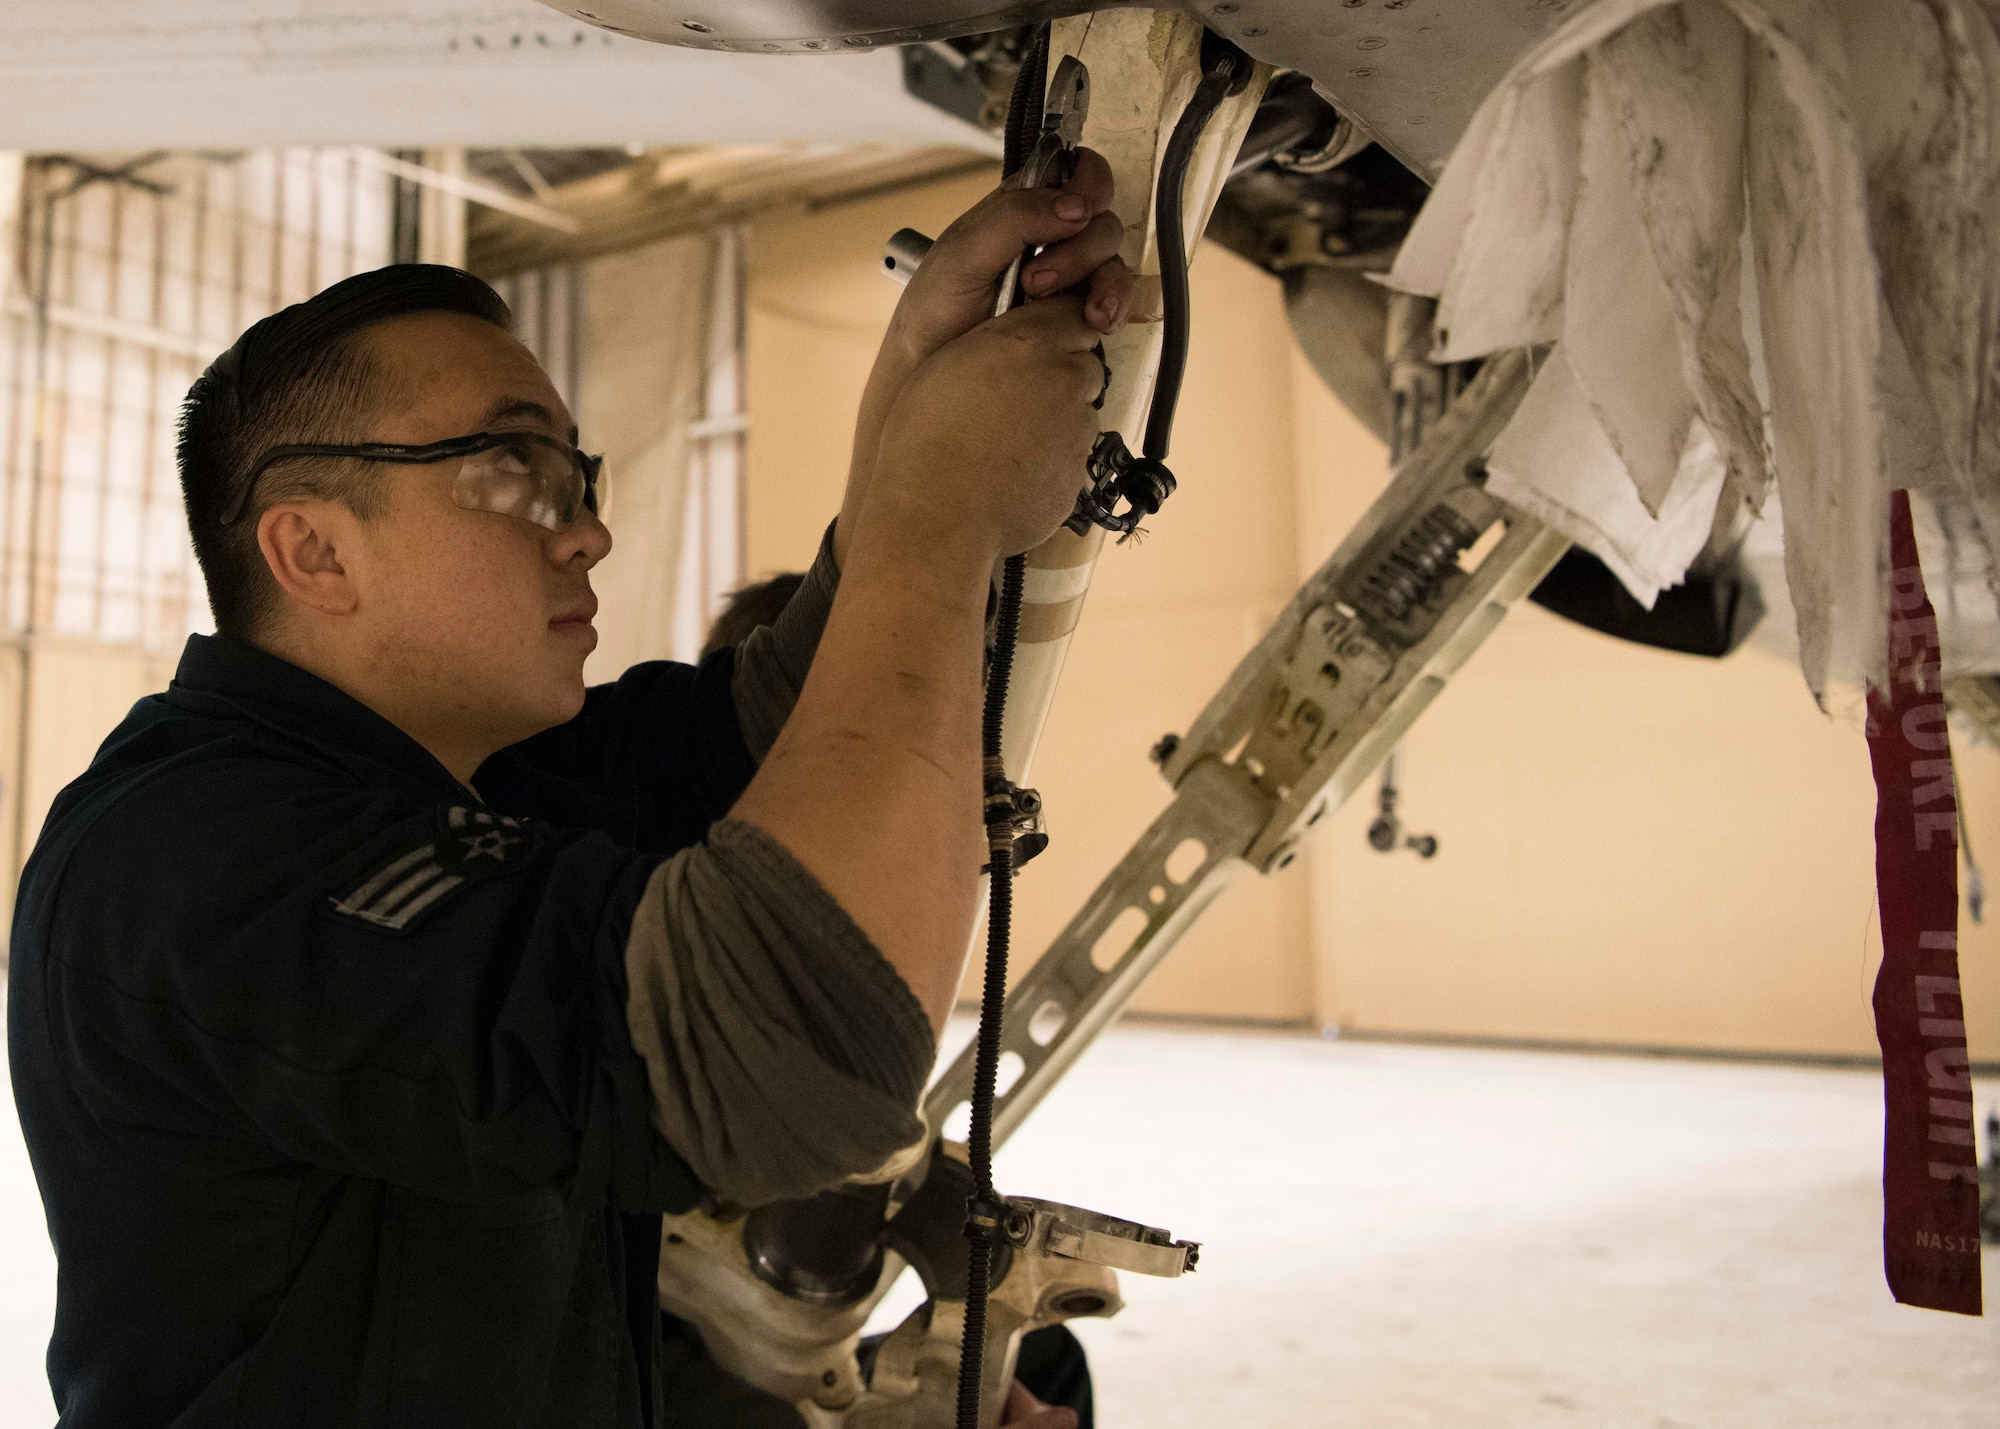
[{"xmin": 224, "ymin": 430, "xmax": 603, "ymax": 532}]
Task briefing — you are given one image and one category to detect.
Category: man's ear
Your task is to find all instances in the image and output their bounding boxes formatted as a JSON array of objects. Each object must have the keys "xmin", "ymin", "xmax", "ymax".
[{"xmin": 257, "ymin": 502, "xmax": 360, "ymax": 617}]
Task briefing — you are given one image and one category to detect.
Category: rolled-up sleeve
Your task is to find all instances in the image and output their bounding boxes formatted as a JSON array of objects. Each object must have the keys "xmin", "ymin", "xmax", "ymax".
[
  {"xmin": 730, "ymin": 523, "xmax": 840, "ymax": 762},
  {"xmin": 623, "ymin": 818, "xmax": 933, "ymax": 1206}
]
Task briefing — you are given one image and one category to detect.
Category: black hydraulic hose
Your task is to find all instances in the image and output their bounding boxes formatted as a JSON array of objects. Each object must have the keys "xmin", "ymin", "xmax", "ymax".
[{"xmin": 1142, "ymin": 48, "xmax": 1243, "ymax": 461}]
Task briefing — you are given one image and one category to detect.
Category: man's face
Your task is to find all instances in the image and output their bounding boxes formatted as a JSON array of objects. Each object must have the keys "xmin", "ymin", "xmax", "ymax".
[{"xmin": 342, "ymin": 310, "xmax": 610, "ymax": 756}]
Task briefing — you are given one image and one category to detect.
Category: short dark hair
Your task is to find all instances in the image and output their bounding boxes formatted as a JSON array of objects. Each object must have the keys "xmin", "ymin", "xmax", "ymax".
[
  {"xmin": 701, "ymin": 572, "xmax": 807, "ymax": 659},
  {"xmin": 177, "ymin": 264, "xmax": 513, "ymax": 640}
]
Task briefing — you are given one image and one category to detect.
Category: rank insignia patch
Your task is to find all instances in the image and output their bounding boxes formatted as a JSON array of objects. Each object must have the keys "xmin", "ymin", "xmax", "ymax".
[{"xmin": 331, "ymin": 807, "xmax": 527, "ymax": 931}]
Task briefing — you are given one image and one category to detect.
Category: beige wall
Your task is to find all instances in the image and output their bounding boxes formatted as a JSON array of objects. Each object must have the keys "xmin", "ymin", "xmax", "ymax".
[
  {"xmin": 1288, "ymin": 361, "xmax": 2000, "ymax": 1062},
  {"xmin": 746, "ymin": 172, "xmax": 2000, "ymax": 1061}
]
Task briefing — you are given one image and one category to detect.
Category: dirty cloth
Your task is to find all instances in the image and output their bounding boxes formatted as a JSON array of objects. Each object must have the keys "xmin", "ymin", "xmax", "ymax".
[{"xmin": 1387, "ymin": 0, "xmax": 2000, "ymax": 700}]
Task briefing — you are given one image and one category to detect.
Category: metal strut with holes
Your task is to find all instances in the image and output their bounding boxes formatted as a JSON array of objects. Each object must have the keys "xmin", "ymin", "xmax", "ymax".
[{"xmin": 922, "ymin": 344, "xmax": 1569, "ymax": 1157}]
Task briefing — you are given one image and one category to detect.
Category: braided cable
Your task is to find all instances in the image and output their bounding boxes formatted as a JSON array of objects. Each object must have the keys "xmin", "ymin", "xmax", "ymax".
[{"xmin": 956, "ymin": 552, "xmax": 1025, "ymax": 1429}]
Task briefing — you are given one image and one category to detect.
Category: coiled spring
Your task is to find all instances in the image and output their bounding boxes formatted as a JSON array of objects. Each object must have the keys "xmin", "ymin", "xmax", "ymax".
[{"xmin": 1357, "ymin": 504, "xmax": 1482, "ymax": 626}]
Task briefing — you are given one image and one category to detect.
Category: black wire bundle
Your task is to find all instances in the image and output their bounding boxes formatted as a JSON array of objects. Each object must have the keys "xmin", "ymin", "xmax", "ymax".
[
  {"xmin": 954, "ymin": 26, "xmax": 1048, "ymax": 1427},
  {"xmin": 1002, "ymin": 29, "xmax": 1050, "ymax": 179},
  {"xmin": 955, "ymin": 552, "xmax": 1025, "ymax": 1429}
]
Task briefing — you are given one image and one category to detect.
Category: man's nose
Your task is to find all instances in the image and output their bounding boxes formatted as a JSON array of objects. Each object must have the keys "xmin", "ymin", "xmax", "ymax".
[{"xmin": 555, "ymin": 509, "xmax": 612, "ymax": 568}]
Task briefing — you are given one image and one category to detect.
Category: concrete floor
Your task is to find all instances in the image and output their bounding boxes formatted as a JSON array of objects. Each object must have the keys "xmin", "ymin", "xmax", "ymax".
[{"xmin": 3, "ymin": 1014, "xmax": 1996, "ymax": 1427}]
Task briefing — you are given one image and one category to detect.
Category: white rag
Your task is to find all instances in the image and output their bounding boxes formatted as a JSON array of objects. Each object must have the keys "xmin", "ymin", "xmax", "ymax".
[{"xmin": 1386, "ymin": 0, "xmax": 2000, "ymax": 701}]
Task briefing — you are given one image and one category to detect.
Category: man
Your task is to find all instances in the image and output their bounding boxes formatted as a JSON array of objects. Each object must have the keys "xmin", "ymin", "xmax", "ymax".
[{"xmin": 9, "ymin": 155, "xmax": 1133, "ymax": 1428}]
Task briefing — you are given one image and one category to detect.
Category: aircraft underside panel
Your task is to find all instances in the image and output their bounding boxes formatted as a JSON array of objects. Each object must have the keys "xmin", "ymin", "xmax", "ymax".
[{"xmin": 547, "ymin": 0, "xmax": 1574, "ymax": 176}]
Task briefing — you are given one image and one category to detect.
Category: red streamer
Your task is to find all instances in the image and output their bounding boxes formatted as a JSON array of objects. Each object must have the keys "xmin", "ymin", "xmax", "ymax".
[{"xmin": 1865, "ymin": 489, "xmax": 1982, "ymax": 1316}]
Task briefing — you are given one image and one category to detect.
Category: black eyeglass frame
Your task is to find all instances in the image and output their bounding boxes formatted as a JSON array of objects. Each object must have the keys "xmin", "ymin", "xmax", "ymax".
[{"xmin": 222, "ymin": 430, "xmax": 603, "ymax": 526}]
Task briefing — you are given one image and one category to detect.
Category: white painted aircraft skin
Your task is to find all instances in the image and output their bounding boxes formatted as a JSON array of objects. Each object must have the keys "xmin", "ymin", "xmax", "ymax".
[{"xmin": 0, "ymin": 1, "xmax": 987, "ymax": 149}]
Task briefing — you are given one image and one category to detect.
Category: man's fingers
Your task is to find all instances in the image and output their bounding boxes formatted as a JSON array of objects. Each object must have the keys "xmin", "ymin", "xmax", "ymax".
[
  {"xmin": 1058, "ymin": 146, "xmax": 1115, "ymax": 217},
  {"xmin": 928, "ymin": 148, "xmax": 1117, "ymax": 290},
  {"xmin": 929, "ymin": 188, "xmax": 1085, "ymax": 290},
  {"xmin": 1020, "ymin": 210, "xmax": 1126, "ymax": 302},
  {"xmin": 1082, "ymin": 256, "xmax": 1137, "ymax": 333}
]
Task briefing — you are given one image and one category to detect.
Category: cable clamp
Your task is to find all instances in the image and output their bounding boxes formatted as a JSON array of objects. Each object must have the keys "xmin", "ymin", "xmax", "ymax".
[
  {"xmin": 982, "ymin": 760, "xmax": 1048, "ymax": 870},
  {"xmin": 1066, "ymin": 431, "xmax": 1176, "ymax": 542},
  {"xmin": 963, "ymin": 1195, "xmax": 1032, "ymax": 1248}
]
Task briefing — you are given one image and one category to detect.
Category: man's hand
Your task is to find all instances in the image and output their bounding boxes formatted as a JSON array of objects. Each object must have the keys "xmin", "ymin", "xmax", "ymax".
[
  {"xmin": 836, "ymin": 149, "xmax": 1133, "ymax": 565},
  {"xmin": 869, "ymin": 295, "xmax": 1106, "ymax": 559},
  {"xmin": 890, "ymin": 147, "xmax": 1133, "ymax": 366},
  {"xmin": 1002, "ymin": 1379, "xmax": 1079, "ymax": 1429}
]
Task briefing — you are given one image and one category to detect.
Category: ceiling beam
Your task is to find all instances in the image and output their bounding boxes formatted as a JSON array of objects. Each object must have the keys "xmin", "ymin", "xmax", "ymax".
[
  {"xmin": 467, "ymin": 144, "xmax": 994, "ymax": 278},
  {"xmin": 354, "ymin": 150, "xmax": 583, "ymax": 234}
]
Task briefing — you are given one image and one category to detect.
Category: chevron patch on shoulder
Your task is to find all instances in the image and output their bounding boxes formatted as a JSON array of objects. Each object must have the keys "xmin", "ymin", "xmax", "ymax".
[{"xmin": 331, "ymin": 807, "xmax": 526, "ymax": 931}]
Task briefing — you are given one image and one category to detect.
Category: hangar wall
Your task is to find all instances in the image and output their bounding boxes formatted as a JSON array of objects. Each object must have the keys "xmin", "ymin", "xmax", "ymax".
[
  {"xmin": 1292, "ymin": 372, "xmax": 2000, "ymax": 1064},
  {"xmin": 743, "ymin": 172, "xmax": 2000, "ymax": 1062},
  {"xmin": 0, "ymin": 150, "xmax": 395, "ymax": 953}
]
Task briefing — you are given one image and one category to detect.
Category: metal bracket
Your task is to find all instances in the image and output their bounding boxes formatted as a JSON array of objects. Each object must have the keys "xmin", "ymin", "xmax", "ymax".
[
  {"xmin": 840, "ymin": 1248, "xmax": 1120, "ymax": 1429},
  {"xmin": 999, "ymin": 1197, "xmax": 1199, "ymax": 1278}
]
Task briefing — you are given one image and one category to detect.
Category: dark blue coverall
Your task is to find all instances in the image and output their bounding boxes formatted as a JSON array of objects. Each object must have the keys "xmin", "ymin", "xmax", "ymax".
[{"xmin": 8, "ymin": 632, "xmax": 1090, "ymax": 1428}]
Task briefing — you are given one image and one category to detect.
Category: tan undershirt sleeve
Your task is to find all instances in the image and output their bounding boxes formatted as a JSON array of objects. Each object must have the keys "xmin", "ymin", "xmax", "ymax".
[
  {"xmin": 730, "ymin": 522, "xmax": 840, "ymax": 763},
  {"xmin": 623, "ymin": 817, "xmax": 935, "ymax": 1207}
]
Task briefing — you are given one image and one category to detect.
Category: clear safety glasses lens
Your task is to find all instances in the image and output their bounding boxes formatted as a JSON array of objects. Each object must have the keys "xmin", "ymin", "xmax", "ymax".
[{"xmin": 449, "ymin": 436, "xmax": 597, "ymax": 532}]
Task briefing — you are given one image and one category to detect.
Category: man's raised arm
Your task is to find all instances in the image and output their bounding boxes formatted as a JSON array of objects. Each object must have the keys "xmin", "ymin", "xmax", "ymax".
[{"xmin": 732, "ymin": 170, "xmax": 1131, "ymax": 1032}]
